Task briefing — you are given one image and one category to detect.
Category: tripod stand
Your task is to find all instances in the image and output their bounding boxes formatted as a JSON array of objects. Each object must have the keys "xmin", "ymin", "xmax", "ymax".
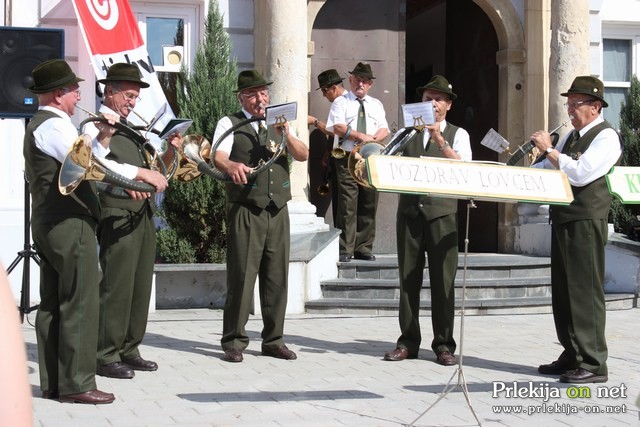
[
  {"xmin": 6, "ymin": 119, "xmax": 40, "ymax": 323},
  {"xmin": 408, "ymin": 200, "xmax": 481, "ymax": 427}
]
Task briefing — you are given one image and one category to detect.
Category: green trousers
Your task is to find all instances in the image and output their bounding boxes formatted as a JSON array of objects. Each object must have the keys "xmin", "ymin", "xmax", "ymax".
[
  {"xmin": 97, "ymin": 205, "xmax": 155, "ymax": 364},
  {"xmin": 551, "ymin": 219, "xmax": 608, "ymax": 376},
  {"xmin": 33, "ymin": 216, "xmax": 100, "ymax": 395},
  {"xmin": 222, "ymin": 203, "xmax": 290, "ymax": 351},
  {"xmin": 396, "ymin": 212, "xmax": 458, "ymax": 355},
  {"xmin": 333, "ymin": 156, "xmax": 378, "ymax": 255}
]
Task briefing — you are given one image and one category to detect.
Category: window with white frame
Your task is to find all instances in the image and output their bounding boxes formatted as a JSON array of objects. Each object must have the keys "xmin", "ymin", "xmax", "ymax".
[
  {"xmin": 134, "ymin": 3, "xmax": 200, "ymax": 114},
  {"xmin": 602, "ymin": 38, "xmax": 632, "ymax": 130}
]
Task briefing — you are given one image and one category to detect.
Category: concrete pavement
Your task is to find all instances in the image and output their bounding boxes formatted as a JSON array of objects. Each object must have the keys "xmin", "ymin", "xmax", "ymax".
[{"xmin": 25, "ymin": 307, "xmax": 640, "ymax": 426}]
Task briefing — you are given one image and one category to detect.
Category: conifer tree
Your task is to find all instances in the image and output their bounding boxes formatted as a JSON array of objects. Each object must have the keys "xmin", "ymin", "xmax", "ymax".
[
  {"xmin": 609, "ymin": 74, "xmax": 640, "ymax": 239},
  {"xmin": 157, "ymin": 0, "xmax": 238, "ymax": 262}
]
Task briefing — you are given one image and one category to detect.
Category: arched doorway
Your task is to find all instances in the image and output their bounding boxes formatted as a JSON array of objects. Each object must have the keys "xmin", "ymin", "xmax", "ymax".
[{"xmin": 309, "ymin": 0, "xmax": 504, "ymax": 253}]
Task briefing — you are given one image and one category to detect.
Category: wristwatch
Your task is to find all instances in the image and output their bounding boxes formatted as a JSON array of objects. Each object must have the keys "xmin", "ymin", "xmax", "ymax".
[{"xmin": 545, "ymin": 146, "xmax": 554, "ymax": 154}]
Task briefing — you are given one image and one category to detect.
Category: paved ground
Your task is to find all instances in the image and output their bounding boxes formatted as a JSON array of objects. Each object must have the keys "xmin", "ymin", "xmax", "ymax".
[{"xmin": 24, "ymin": 307, "xmax": 640, "ymax": 427}]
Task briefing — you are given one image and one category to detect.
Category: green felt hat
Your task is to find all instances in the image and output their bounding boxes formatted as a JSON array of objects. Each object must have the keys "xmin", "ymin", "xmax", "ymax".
[
  {"xmin": 235, "ymin": 69, "xmax": 273, "ymax": 92},
  {"xmin": 29, "ymin": 59, "xmax": 84, "ymax": 94},
  {"xmin": 316, "ymin": 69, "xmax": 344, "ymax": 90},
  {"xmin": 416, "ymin": 75, "xmax": 457, "ymax": 100},
  {"xmin": 349, "ymin": 62, "xmax": 375, "ymax": 79},
  {"xmin": 561, "ymin": 76, "xmax": 608, "ymax": 107},
  {"xmin": 98, "ymin": 63, "xmax": 150, "ymax": 88}
]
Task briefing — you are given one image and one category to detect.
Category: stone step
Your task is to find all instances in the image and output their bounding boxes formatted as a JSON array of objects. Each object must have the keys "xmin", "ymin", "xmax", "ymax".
[
  {"xmin": 306, "ymin": 253, "xmax": 637, "ymax": 315},
  {"xmin": 305, "ymin": 293, "xmax": 638, "ymax": 315},
  {"xmin": 320, "ymin": 276, "xmax": 552, "ymax": 300}
]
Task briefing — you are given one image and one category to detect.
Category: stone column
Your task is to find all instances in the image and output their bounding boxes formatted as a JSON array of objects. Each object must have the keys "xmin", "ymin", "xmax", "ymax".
[
  {"xmin": 255, "ymin": 0, "xmax": 328, "ymax": 232},
  {"xmin": 549, "ymin": 0, "xmax": 590, "ymax": 136}
]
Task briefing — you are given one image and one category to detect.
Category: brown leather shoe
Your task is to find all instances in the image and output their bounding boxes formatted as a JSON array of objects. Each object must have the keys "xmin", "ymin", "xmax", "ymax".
[
  {"xmin": 97, "ymin": 361, "xmax": 135, "ymax": 379},
  {"xmin": 59, "ymin": 389, "xmax": 115, "ymax": 404},
  {"xmin": 261, "ymin": 345, "xmax": 297, "ymax": 360},
  {"xmin": 383, "ymin": 347, "xmax": 417, "ymax": 361},
  {"xmin": 222, "ymin": 348, "xmax": 244, "ymax": 363},
  {"xmin": 559, "ymin": 368, "xmax": 608, "ymax": 384},
  {"xmin": 123, "ymin": 356, "xmax": 158, "ymax": 371},
  {"xmin": 436, "ymin": 351, "xmax": 457, "ymax": 366}
]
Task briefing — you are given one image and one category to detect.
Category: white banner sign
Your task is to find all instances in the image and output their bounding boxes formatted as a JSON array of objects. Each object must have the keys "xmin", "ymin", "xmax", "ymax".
[
  {"xmin": 72, "ymin": 0, "xmax": 174, "ymax": 135},
  {"xmin": 606, "ymin": 166, "xmax": 640, "ymax": 204},
  {"xmin": 367, "ymin": 155, "xmax": 574, "ymax": 205}
]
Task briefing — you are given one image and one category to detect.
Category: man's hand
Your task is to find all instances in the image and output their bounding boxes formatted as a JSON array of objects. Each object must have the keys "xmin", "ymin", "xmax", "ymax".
[
  {"xmin": 95, "ymin": 113, "xmax": 120, "ymax": 148},
  {"xmin": 136, "ymin": 168, "xmax": 169, "ymax": 192},
  {"xmin": 225, "ymin": 161, "xmax": 253, "ymax": 185}
]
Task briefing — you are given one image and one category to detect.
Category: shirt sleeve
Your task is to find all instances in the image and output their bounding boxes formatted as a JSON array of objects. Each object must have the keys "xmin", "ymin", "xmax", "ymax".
[
  {"xmin": 325, "ymin": 96, "xmax": 348, "ymax": 133},
  {"xmin": 33, "ymin": 117, "xmax": 78, "ymax": 163},
  {"xmin": 213, "ymin": 116, "xmax": 234, "ymax": 154},
  {"xmin": 82, "ymin": 119, "xmax": 139, "ymax": 180},
  {"xmin": 452, "ymin": 127, "xmax": 472, "ymax": 161},
  {"xmin": 557, "ymin": 128, "xmax": 622, "ymax": 187}
]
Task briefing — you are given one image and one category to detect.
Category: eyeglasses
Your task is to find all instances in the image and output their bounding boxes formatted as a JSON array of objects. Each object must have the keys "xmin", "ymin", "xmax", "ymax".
[
  {"xmin": 351, "ymin": 76, "xmax": 372, "ymax": 85},
  {"xmin": 321, "ymin": 86, "xmax": 332, "ymax": 94},
  {"xmin": 564, "ymin": 100, "xmax": 594, "ymax": 110},
  {"xmin": 115, "ymin": 90, "xmax": 142, "ymax": 103},
  {"xmin": 63, "ymin": 88, "xmax": 81, "ymax": 97},
  {"xmin": 241, "ymin": 89, "xmax": 270, "ymax": 100}
]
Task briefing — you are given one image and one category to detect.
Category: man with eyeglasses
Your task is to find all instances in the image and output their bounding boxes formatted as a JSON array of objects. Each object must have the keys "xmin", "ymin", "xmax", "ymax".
[
  {"xmin": 326, "ymin": 62, "xmax": 389, "ymax": 262},
  {"xmin": 213, "ymin": 69, "xmax": 308, "ymax": 363},
  {"xmin": 23, "ymin": 59, "xmax": 114, "ymax": 403},
  {"xmin": 308, "ymin": 69, "xmax": 348, "ymax": 221},
  {"xmin": 383, "ymin": 75, "xmax": 472, "ymax": 366},
  {"xmin": 530, "ymin": 76, "xmax": 623, "ymax": 384},
  {"xmin": 83, "ymin": 63, "xmax": 181, "ymax": 380}
]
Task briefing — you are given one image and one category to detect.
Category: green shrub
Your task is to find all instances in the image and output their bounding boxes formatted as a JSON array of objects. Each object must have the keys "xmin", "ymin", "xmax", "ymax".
[
  {"xmin": 156, "ymin": 0, "xmax": 238, "ymax": 263},
  {"xmin": 609, "ymin": 74, "xmax": 640, "ymax": 239}
]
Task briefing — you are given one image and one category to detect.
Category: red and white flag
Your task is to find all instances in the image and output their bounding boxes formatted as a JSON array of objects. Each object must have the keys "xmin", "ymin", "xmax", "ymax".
[{"xmin": 72, "ymin": 0, "xmax": 174, "ymax": 130}]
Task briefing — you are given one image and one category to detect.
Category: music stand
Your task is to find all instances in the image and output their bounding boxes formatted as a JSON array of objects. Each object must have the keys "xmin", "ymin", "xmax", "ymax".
[
  {"xmin": 407, "ymin": 200, "xmax": 482, "ymax": 427},
  {"xmin": 6, "ymin": 119, "xmax": 40, "ymax": 323}
]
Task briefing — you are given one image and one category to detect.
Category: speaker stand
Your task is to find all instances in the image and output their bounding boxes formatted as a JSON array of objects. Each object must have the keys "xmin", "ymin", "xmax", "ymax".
[
  {"xmin": 407, "ymin": 200, "xmax": 482, "ymax": 427},
  {"xmin": 6, "ymin": 119, "xmax": 40, "ymax": 323}
]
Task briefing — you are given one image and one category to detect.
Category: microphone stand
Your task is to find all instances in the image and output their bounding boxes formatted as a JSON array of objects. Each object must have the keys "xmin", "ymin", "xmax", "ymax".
[{"xmin": 407, "ymin": 200, "xmax": 482, "ymax": 427}]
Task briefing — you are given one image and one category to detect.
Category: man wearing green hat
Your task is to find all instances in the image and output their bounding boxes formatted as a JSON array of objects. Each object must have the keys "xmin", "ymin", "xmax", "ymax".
[
  {"xmin": 24, "ymin": 59, "xmax": 114, "ymax": 403},
  {"xmin": 213, "ymin": 69, "xmax": 308, "ymax": 363},
  {"xmin": 530, "ymin": 75, "xmax": 623, "ymax": 384},
  {"xmin": 384, "ymin": 75, "xmax": 472, "ymax": 366},
  {"xmin": 84, "ymin": 63, "xmax": 181, "ymax": 380},
  {"xmin": 326, "ymin": 62, "xmax": 389, "ymax": 262}
]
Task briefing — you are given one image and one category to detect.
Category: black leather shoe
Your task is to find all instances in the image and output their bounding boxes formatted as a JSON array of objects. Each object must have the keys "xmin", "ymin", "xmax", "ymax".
[
  {"xmin": 222, "ymin": 348, "xmax": 243, "ymax": 363},
  {"xmin": 339, "ymin": 253, "xmax": 352, "ymax": 262},
  {"xmin": 560, "ymin": 368, "xmax": 608, "ymax": 384},
  {"xmin": 97, "ymin": 361, "xmax": 135, "ymax": 379},
  {"xmin": 123, "ymin": 356, "xmax": 158, "ymax": 371},
  {"xmin": 383, "ymin": 347, "xmax": 417, "ymax": 361},
  {"xmin": 354, "ymin": 252, "xmax": 376, "ymax": 261},
  {"xmin": 59, "ymin": 389, "xmax": 115, "ymax": 404},
  {"xmin": 436, "ymin": 351, "xmax": 457, "ymax": 366},
  {"xmin": 538, "ymin": 354, "xmax": 576, "ymax": 375},
  {"xmin": 261, "ymin": 345, "xmax": 297, "ymax": 360},
  {"xmin": 42, "ymin": 390, "xmax": 59, "ymax": 400}
]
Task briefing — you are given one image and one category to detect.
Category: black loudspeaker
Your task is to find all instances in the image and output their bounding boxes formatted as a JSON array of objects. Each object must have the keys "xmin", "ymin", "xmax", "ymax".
[{"xmin": 0, "ymin": 27, "xmax": 64, "ymax": 119}]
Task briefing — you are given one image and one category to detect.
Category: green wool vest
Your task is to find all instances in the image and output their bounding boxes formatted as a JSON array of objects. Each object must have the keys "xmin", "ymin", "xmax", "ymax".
[
  {"xmin": 397, "ymin": 123, "xmax": 460, "ymax": 220},
  {"xmin": 23, "ymin": 110, "xmax": 101, "ymax": 222},
  {"xmin": 550, "ymin": 121, "xmax": 622, "ymax": 225},
  {"xmin": 225, "ymin": 112, "xmax": 291, "ymax": 209},
  {"xmin": 99, "ymin": 124, "xmax": 156, "ymax": 212}
]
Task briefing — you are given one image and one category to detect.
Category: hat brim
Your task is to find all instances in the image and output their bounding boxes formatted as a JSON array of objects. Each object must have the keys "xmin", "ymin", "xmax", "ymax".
[
  {"xmin": 316, "ymin": 78, "xmax": 344, "ymax": 90},
  {"xmin": 560, "ymin": 90, "xmax": 608, "ymax": 108},
  {"xmin": 348, "ymin": 72, "xmax": 375, "ymax": 79},
  {"xmin": 234, "ymin": 81, "xmax": 273, "ymax": 93},
  {"xmin": 98, "ymin": 77, "xmax": 150, "ymax": 88},
  {"xmin": 416, "ymin": 86, "xmax": 457, "ymax": 100},
  {"xmin": 29, "ymin": 76, "xmax": 85, "ymax": 94}
]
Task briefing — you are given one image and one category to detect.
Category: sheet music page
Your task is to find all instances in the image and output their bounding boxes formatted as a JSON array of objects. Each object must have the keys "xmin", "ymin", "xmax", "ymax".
[
  {"xmin": 265, "ymin": 101, "xmax": 298, "ymax": 126},
  {"xmin": 401, "ymin": 101, "xmax": 435, "ymax": 127}
]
